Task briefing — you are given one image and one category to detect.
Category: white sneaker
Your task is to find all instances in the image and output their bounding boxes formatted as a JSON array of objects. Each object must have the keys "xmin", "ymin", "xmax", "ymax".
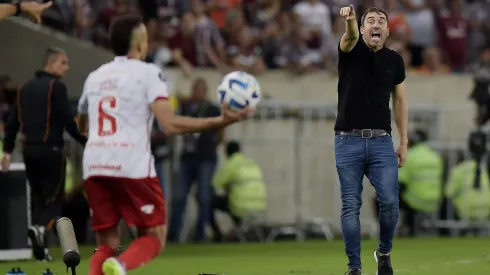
[{"xmin": 102, "ymin": 257, "xmax": 126, "ymax": 275}]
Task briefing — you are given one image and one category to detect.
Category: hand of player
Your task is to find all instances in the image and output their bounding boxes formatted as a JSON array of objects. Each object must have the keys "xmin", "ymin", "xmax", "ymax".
[
  {"xmin": 221, "ymin": 104, "xmax": 255, "ymax": 124},
  {"xmin": 396, "ymin": 144, "xmax": 407, "ymax": 168},
  {"xmin": 340, "ymin": 5, "xmax": 356, "ymax": 21},
  {"xmin": 1, "ymin": 153, "xmax": 11, "ymax": 172},
  {"xmin": 21, "ymin": 1, "xmax": 53, "ymax": 23}
]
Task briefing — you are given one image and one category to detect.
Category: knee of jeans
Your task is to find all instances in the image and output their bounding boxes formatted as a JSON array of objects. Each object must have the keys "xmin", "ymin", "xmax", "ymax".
[
  {"xmin": 341, "ymin": 197, "xmax": 362, "ymax": 216},
  {"xmin": 378, "ymin": 194, "xmax": 398, "ymax": 209}
]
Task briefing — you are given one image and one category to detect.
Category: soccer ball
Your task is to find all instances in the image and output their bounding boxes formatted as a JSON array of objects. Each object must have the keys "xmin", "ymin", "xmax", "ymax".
[{"xmin": 216, "ymin": 71, "xmax": 261, "ymax": 111}]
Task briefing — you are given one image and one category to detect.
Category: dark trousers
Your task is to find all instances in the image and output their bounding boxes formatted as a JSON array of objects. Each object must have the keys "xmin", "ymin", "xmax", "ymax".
[
  {"xmin": 210, "ymin": 194, "xmax": 242, "ymax": 239},
  {"xmin": 335, "ymin": 135, "xmax": 399, "ymax": 269},
  {"xmin": 23, "ymin": 144, "xmax": 65, "ymax": 229},
  {"xmin": 373, "ymin": 188, "xmax": 416, "ymax": 237},
  {"xmin": 62, "ymin": 193, "xmax": 89, "ymax": 244},
  {"xmin": 168, "ymin": 159, "xmax": 216, "ymax": 242}
]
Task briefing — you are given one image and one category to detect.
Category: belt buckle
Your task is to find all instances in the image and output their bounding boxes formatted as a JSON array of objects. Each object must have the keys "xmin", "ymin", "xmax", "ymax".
[{"xmin": 361, "ymin": 129, "xmax": 373, "ymax": 138}]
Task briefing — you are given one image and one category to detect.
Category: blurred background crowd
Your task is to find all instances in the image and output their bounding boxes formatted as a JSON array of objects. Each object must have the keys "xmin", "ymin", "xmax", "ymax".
[{"xmin": 1, "ymin": 0, "xmax": 488, "ymax": 76}]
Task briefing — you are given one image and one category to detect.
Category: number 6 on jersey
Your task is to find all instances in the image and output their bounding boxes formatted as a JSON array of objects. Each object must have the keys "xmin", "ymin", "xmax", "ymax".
[{"xmin": 98, "ymin": 96, "xmax": 117, "ymax": 136}]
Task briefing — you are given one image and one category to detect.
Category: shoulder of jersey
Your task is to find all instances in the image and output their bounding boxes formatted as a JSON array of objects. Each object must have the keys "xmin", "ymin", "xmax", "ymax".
[{"xmin": 146, "ymin": 63, "xmax": 167, "ymax": 82}]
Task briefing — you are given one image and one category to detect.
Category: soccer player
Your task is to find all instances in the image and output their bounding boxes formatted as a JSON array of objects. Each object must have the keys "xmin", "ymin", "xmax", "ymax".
[
  {"xmin": 77, "ymin": 15, "xmax": 251, "ymax": 275},
  {"xmin": 335, "ymin": 5, "xmax": 408, "ymax": 275},
  {"xmin": 0, "ymin": 1, "xmax": 52, "ymax": 22}
]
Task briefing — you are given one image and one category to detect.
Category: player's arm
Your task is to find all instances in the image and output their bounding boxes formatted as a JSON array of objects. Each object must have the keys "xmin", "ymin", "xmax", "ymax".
[
  {"xmin": 339, "ymin": 5, "xmax": 359, "ymax": 53},
  {"xmin": 151, "ymin": 100, "xmax": 246, "ymax": 136},
  {"xmin": 0, "ymin": 1, "xmax": 52, "ymax": 22},
  {"xmin": 393, "ymin": 57, "xmax": 408, "ymax": 146},
  {"xmin": 393, "ymin": 83, "xmax": 408, "ymax": 146},
  {"xmin": 147, "ymin": 65, "xmax": 249, "ymax": 136}
]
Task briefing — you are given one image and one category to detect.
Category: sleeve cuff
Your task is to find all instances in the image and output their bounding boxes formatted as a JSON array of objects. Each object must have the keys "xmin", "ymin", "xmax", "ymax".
[{"xmin": 154, "ymin": 96, "xmax": 168, "ymax": 102}]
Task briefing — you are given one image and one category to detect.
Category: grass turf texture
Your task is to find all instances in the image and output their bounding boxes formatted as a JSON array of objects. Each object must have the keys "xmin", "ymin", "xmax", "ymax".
[{"xmin": 0, "ymin": 238, "xmax": 488, "ymax": 275}]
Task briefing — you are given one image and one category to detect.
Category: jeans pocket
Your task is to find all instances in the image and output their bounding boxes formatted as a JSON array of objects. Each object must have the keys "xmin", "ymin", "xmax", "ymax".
[{"xmin": 334, "ymin": 135, "xmax": 350, "ymax": 147}]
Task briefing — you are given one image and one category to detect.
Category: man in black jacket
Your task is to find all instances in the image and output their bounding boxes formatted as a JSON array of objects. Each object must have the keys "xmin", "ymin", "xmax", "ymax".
[{"xmin": 1, "ymin": 47, "xmax": 86, "ymax": 261}]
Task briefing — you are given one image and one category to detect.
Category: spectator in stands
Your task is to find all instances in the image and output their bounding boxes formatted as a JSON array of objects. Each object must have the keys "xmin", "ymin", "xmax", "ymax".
[
  {"xmin": 228, "ymin": 27, "xmax": 267, "ymax": 75},
  {"xmin": 95, "ymin": 0, "xmax": 131, "ymax": 47},
  {"xmin": 245, "ymin": 0, "xmax": 281, "ymax": 33},
  {"xmin": 138, "ymin": 0, "xmax": 190, "ymax": 47},
  {"xmin": 168, "ymin": 12, "xmax": 198, "ymax": 76},
  {"xmin": 418, "ymin": 47, "xmax": 451, "ymax": 75},
  {"xmin": 206, "ymin": 0, "xmax": 242, "ymax": 30},
  {"xmin": 210, "ymin": 141, "xmax": 267, "ymax": 242},
  {"xmin": 384, "ymin": 0, "xmax": 411, "ymax": 42},
  {"xmin": 168, "ymin": 78, "xmax": 224, "ymax": 242},
  {"xmin": 223, "ymin": 8, "xmax": 249, "ymax": 44},
  {"xmin": 149, "ymin": 20, "xmax": 174, "ymax": 68},
  {"xmin": 190, "ymin": 0, "xmax": 227, "ymax": 68},
  {"xmin": 72, "ymin": 0, "xmax": 95, "ymax": 41},
  {"xmin": 41, "ymin": 0, "xmax": 93, "ymax": 36},
  {"xmin": 276, "ymin": 27, "xmax": 323, "ymax": 74},
  {"xmin": 293, "ymin": 0, "xmax": 332, "ymax": 53},
  {"xmin": 464, "ymin": 0, "xmax": 490, "ymax": 63},
  {"xmin": 390, "ymin": 40, "xmax": 413, "ymax": 72},
  {"xmin": 437, "ymin": 0, "xmax": 468, "ymax": 72},
  {"xmin": 262, "ymin": 11, "xmax": 296, "ymax": 68},
  {"xmin": 399, "ymin": 0, "xmax": 437, "ymax": 67},
  {"xmin": 138, "ymin": 0, "xmax": 189, "ymax": 24}
]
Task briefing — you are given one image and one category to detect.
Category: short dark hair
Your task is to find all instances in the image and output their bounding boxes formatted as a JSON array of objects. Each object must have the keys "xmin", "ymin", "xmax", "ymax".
[
  {"xmin": 43, "ymin": 46, "xmax": 66, "ymax": 66},
  {"xmin": 361, "ymin": 7, "xmax": 389, "ymax": 26},
  {"xmin": 226, "ymin": 141, "xmax": 241, "ymax": 156},
  {"xmin": 109, "ymin": 15, "xmax": 144, "ymax": 56}
]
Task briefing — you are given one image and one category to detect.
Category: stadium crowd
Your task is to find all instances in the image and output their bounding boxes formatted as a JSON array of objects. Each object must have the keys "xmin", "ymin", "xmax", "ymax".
[{"xmin": 11, "ymin": 0, "xmax": 489, "ymax": 76}]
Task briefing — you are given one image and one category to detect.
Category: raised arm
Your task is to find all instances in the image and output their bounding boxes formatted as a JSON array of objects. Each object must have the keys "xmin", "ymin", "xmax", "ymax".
[{"xmin": 339, "ymin": 5, "xmax": 359, "ymax": 53}]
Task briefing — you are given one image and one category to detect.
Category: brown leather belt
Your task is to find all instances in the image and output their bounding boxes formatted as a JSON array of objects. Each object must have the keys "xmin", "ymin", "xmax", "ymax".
[{"xmin": 335, "ymin": 129, "xmax": 389, "ymax": 138}]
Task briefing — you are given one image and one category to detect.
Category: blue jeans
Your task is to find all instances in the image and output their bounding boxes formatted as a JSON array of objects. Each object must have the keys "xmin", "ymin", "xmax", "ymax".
[
  {"xmin": 335, "ymin": 135, "xmax": 399, "ymax": 269},
  {"xmin": 169, "ymin": 159, "xmax": 217, "ymax": 241},
  {"xmin": 155, "ymin": 160, "xmax": 167, "ymax": 197}
]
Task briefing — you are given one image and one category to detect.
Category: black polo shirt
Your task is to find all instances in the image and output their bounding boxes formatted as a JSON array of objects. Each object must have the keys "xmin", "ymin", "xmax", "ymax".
[
  {"xmin": 335, "ymin": 40, "xmax": 406, "ymax": 133},
  {"xmin": 180, "ymin": 101, "xmax": 221, "ymax": 162}
]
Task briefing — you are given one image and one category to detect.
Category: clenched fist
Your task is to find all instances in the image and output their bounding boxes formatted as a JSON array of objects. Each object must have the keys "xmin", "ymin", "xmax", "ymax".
[{"xmin": 340, "ymin": 5, "xmax": 356, "ymax": 21}]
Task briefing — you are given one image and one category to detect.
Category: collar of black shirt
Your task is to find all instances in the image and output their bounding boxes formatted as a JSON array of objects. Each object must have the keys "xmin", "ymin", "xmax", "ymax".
[
  {"xmin": 35, "ymin": 70, "xmax": 58, "ymax": 79},
  {"xmin": 359, "ymin": 39, "xmax": 387, "ymax": 53}
]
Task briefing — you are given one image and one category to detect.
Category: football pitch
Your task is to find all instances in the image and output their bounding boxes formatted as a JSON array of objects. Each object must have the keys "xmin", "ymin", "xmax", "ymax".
[{"xmin": 0, "ymin": 238, "xmax": 488, "ymax": 275}]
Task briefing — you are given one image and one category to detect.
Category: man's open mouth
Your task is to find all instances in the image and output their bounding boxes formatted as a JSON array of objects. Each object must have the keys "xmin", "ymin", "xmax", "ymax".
[{"xmin": 372, "ymin": 33, "xmax": 381, "ymax": 39}]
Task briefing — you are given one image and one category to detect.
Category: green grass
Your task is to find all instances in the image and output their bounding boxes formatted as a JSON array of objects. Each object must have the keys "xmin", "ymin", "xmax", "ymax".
[{"xmin": 1, "ymin": 238, "xmax": 489, "ymax": 275}]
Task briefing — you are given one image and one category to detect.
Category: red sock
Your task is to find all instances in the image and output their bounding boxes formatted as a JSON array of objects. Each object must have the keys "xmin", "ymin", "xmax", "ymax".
[
  {"xmin": 89, "ymin": 245, "xmax": 114, "ymax": 275},
  {"xmin": 118, "ymin": 236, "xmax": 161, "ymax": 270}
]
